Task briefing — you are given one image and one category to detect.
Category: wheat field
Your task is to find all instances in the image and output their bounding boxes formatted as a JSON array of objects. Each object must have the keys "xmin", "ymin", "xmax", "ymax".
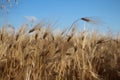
[{"xmin": 0, "ymin": 23, "xmax": 120, "ymax": 80}]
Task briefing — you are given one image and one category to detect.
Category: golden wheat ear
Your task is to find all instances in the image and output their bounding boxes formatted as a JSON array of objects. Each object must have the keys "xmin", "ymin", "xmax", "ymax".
[
  {"xmin": 81, "ymin": 17, "xmax": 91, "ymax": 22},
  {"xmin": 81, "ymin": 17, "xmax": 104, "ymax": 25},
  {"xmin": 29, "ymin": 23, "xmax": 42, "ymax": 33}
]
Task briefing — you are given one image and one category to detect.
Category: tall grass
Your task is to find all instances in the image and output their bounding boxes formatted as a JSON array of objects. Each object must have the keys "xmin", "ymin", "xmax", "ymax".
[{"xmin": 0, "ymin": 23, "xmax": 120, "ymax": 80}]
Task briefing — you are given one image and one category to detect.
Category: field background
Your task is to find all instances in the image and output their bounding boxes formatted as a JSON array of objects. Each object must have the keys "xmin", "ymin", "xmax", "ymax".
[{"xmin": 0, "ymin": 24, "xmax": 120, "ymax": 80}]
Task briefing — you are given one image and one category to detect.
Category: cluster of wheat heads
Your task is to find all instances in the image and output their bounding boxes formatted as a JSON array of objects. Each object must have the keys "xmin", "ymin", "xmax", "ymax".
[{"xmin": 0, "ymin": 23, "xmax": 120, "ymax": 80}]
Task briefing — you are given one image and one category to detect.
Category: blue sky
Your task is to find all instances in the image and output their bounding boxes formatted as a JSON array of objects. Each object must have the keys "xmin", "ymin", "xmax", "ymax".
[{"xmin": 0, "ymin": 0, "xmax": 120, "ymax": 32}]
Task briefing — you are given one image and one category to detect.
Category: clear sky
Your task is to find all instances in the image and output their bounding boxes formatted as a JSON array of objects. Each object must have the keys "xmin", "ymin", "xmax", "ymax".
[{"xmin": 0, "ymin": 0, "xmax": 120, "ymax": 32}]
